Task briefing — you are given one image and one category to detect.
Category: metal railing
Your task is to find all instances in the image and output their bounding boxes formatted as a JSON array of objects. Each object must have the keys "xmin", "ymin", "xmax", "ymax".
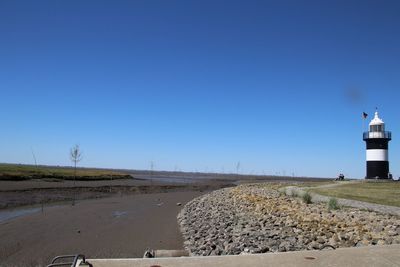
[
  {"xmin": 47, "ymin": 255, "xmax": 92, "ymax": 267},
  {"xmin": 363, "ymin": 131, "xmax": 391, "ymax": 140}
]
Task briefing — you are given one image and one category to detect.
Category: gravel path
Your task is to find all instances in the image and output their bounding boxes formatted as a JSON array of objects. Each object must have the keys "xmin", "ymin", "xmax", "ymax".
[{"xmin": 283, "ymin": 184, "xmax": 400, "ymax": 216}]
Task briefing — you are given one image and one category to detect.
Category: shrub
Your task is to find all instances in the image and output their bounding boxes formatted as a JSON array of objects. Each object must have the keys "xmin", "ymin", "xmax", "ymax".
[
  {"xmin": 302, "ymin": 192, "xmax": 312, "ymax": 204},
  {"xmin": 328, "ymin": 197, "xmax": 340, "ymax": 210}
]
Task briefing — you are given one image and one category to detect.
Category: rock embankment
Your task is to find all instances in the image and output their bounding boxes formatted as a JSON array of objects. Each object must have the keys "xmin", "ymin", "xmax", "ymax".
[{"xmin": 177, "ymin": 184, "xmax": 400, "ymax": 256}]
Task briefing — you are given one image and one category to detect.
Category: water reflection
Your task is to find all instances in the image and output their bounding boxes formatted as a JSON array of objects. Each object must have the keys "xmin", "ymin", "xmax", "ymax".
[{"xmin": 0, "ymin": 207, "xmax": 41, "ymax": 223}]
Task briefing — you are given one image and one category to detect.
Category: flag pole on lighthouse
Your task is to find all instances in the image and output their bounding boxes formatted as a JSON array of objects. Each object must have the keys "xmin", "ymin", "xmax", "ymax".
[{"xmin": 362, "ymin": 111, "xmax": 368, "ymax": 131}]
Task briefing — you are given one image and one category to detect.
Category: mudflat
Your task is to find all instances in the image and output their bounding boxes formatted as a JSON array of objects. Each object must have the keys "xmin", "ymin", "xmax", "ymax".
[
  {"xmin": 0, "ymin": 179, "xmax": 230, "ymax": 209},
  {"xmin": 0, "ymin": 191, "xmax": 203, "ymax": 266},
  {"xmin": 0, "ymin": 171, "xmax": 327, "ymax": 266}
]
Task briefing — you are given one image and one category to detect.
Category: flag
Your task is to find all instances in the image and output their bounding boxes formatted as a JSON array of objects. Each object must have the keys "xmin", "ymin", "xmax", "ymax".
[{"xmin": 362, "ymin": 112, "xmax": 368, "ymax": 119}]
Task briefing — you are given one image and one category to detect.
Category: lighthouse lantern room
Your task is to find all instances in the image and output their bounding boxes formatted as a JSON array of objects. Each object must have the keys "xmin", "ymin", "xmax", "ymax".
[{"xmin": 363, "ymin": 110, "xmax": 392, "ymax": 179}]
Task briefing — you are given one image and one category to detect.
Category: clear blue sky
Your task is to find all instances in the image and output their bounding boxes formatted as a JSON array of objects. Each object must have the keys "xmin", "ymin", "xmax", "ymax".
[{"xmin": 1, "ymin": 0, "xmax": 400, "ymax": 178}]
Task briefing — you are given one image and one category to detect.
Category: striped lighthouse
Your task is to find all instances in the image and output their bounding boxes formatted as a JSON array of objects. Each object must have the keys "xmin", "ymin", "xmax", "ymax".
[{"xmin": 363, "ymin": 110, "xmax": 392, "ymax": 179}]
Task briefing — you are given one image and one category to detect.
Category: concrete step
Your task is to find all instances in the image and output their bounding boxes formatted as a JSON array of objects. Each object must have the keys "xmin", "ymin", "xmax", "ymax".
[{"xmin": 87, "ymin": 244, "xmax": 400, "ymax": 267}]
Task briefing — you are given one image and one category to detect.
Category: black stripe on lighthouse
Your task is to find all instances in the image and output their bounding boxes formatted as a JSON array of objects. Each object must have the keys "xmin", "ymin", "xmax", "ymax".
[{"xmin": 366, "ymin": 140, "xmax": 388, "ymax": 150}]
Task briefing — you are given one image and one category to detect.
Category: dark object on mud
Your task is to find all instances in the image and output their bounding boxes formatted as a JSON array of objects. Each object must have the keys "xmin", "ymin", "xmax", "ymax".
[{"xmin": 144, "ymin": 249, "xmax": 189, "ymax": 258}]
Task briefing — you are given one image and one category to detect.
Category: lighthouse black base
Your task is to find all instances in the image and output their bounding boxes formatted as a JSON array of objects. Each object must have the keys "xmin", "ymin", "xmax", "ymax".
[{"xmin": 366, "ymin": 161, "xmax": 389, "ymax": 179}]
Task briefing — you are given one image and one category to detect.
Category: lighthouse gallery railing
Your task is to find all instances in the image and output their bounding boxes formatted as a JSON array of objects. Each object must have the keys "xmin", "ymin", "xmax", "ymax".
[{"xmin": 363, "ymin": 131, "xmax": 391, "ymax": 140}]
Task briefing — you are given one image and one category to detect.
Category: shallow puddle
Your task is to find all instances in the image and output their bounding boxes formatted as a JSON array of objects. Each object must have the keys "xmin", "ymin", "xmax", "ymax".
[
  {"xmin": 0, "ymin": 207, "xmax": 41, "ymax": 223},
  {"xmin": 113, "ymin": 211, "xmax": 128, "ymax": 218}
]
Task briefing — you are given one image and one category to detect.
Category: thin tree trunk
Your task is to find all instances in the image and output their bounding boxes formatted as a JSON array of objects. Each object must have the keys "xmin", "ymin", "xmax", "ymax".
[{"xmin": 72, "ymin": 161, "xmax": 76, "ymax": 206}]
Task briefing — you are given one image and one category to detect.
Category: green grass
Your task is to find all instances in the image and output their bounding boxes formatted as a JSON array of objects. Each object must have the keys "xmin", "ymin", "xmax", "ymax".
[
  {"xmin": 302, "ymin": 192, "xmax": 312, "ymax": 204},
  {"xmin": 327, "ymin": 197, "xmax": 340, "ymax": 210},
  {"xmin": 311, "ymin": 181, "xmax": 400, "ymax": 207},
  {"xmin": 0, "ymin": 163, "xmax": 131, "ymax": 181}
]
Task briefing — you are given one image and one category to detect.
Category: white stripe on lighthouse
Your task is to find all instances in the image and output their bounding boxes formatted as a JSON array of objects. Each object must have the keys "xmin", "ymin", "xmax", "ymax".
[{"xmin": 366, "ymin": 149, "xmax": 388, "ymax": 161}]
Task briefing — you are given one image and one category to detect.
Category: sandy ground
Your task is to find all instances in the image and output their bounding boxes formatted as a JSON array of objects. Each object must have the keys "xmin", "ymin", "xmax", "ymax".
[{"xmin": 0, "ymin": 191, "xmax": 204, "ymax": 267}]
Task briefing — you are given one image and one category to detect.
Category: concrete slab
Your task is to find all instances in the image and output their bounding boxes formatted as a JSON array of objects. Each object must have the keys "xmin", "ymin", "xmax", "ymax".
[{"xmin": 87, "ymin": 244, "xmax": 400, "ymax": 267}]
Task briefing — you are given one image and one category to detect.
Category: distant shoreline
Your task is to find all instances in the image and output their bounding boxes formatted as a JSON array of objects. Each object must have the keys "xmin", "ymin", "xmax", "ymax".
[
  {"xmin": 0, "ymin": 163, "xmax": 132, "ymax": 181},
  {"xmin": 0, "ymin": 162, "xmax": 341, "ymax": 181}
]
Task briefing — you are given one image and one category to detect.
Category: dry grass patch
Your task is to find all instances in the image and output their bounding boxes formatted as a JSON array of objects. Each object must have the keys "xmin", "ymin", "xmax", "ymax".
[
  {"xmin": 311, "ymin": 181, "xmax": 400, "ymax": 207},
  {"xmin": 0, "ymin": 163, "xmax": 131, "ymax": 181}
]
